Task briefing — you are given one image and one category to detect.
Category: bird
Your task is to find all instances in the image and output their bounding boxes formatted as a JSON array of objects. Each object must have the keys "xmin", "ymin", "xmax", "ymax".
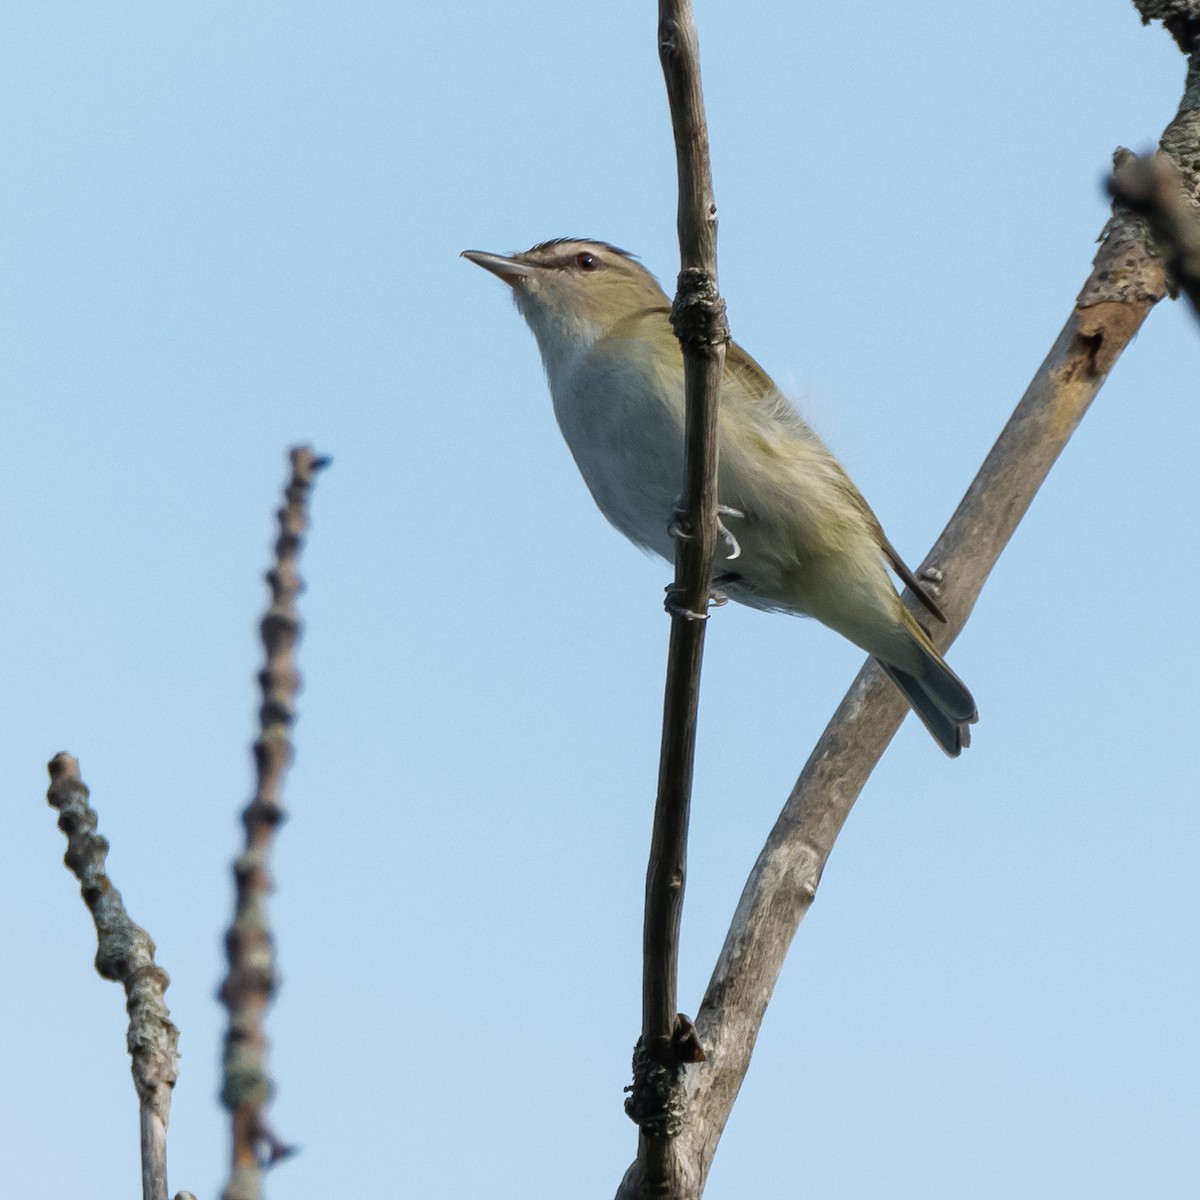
[{"xmin": 462, "ymin": 238, "xmax": 977, "ymax": 755}]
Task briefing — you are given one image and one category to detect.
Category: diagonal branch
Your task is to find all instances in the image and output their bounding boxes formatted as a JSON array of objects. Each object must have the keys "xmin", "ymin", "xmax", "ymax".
[{"xmin": 674, "ymin": 26, "xmax": 1198, "ymax": 1195}]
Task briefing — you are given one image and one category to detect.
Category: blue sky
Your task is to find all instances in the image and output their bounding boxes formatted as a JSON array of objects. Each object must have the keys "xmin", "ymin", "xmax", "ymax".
[{"xmin": 4, "ymin": 3, "xmax": 1197, "ymax": 1198}]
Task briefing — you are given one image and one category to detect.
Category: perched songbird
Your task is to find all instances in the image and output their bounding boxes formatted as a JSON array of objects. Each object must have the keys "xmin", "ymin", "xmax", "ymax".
[{"xmin": 463, "ymin": 238, "xmax": 977, "ymax": 755}]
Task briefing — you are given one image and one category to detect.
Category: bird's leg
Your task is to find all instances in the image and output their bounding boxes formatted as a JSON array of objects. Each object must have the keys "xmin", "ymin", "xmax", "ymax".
[
  {"xmin": 715, "ymin": 504, "xmax": 744, "ymax": 562},
  {"xmin": 710, "ymin": 573, "xmax": 742, "ymax": 607},
  {"xmin": 666, "ymin": 505, "xmax": 693, "ymax": 543},
  {"xmin": 664, "ymin": 503, "xmax": 745, "ymax": 618},
  {"xmin": 664, "ymin": 505, "xmax": 708, "ymax": 619},
  {"xmin": 667, "ymin": 502, "xmax": 743, "ymax": 548},
  {"xmin": 663, "ymin": 585, "xmax": 708, "ymax": 620}
]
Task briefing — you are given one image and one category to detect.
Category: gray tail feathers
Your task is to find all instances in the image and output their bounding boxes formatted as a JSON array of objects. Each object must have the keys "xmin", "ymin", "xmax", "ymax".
[{"xmin": 879, "ymin": 654, "xmax": 978, "ymax": 758}]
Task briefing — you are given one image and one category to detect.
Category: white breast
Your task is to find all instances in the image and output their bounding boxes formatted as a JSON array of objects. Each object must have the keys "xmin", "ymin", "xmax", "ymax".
[{"xmin": 546, "ymin": 337, "xmax": 687, "ymax": 559}]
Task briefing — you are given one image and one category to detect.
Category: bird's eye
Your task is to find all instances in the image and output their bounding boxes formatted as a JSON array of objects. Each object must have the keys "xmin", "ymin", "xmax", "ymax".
[{"xmin": 575, "ymin": 251, "xmax": 599, "ymax": 271}]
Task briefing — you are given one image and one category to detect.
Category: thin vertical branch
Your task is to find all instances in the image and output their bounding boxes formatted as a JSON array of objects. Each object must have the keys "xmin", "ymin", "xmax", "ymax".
[
  {"xmin": 46, "ymin": 753, "xmax": 181, "ymax": 1200},
  {"xmin": 626, "ymin": 0, "xmax": 728, "ymax": 1194},
  {"xmin": 645, "ymin": 0, "xmax": 725, "ymax": 1057},
  {"xmin": 219, "ymin": 446, "xmax": 328, "ymax": 1200}
]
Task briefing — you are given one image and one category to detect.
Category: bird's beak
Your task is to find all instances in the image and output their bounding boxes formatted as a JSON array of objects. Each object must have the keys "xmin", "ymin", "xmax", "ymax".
[{"xmin": 461, "ymin": 249, "xmax": 533, "ymax": 286}]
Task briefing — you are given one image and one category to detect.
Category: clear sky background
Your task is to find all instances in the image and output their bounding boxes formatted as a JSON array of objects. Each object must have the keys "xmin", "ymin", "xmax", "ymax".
[{"xmin": 4, "ymin": 3, "xmax": 1197, "ymax": 1198}]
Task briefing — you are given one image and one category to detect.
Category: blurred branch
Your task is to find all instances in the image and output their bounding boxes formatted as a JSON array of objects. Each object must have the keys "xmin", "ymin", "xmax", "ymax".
[
  {"xmin": 1110, "ymin": 150, "xmax": 1200, "ymax": 319},
  {"xmin": 624, "ymin": 2, "xmax": 728, "ymax": 1195},
  {"xmin": 1125, "ymin": 2, "xmax": 1200, "ymax": 323},
  {"xmin": 669, "ymin": 18, "xmax": 1200, "ymax": 1196},
  {"xmin": 219, "ymin": 446, "xmax": 328, "ymax": 1200},
  {"xmin": 46, "ymin": 752, "xmax": 181, "ymax": 1200}
]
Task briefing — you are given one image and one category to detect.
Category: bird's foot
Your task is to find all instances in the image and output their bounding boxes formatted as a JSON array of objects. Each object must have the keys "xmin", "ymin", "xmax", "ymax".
[
  {"xmin": 667, "ymin": 503, "xmax": 744, "ymax": 563},
  {"xmin": 663, "ymin": 572, "xmax": 742, "ymax": 618},
  {"xmin": 716, "ymin": 504, "xmax": 744, "ymax": 562},
  {"xmin": 711, "ymin": 571, "xmax": 742, "ymax": 606},
  {"xmin": 667, "ymin": 501, "xmax": 693, "ymax": 543},
  {"xmin": 663, "ymin": 585, "xmax": 708, "ymax": 621}
]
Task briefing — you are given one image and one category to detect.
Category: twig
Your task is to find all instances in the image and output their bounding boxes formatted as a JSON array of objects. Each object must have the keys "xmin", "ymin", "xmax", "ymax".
[
  {"xmin": 219, "ymin": 446, "xmax": 328, "ymax": 1200},
  {"xmin": 46, "ymin": 753, "xmax": 181, "ymax": 1200},
  {"xmin": 626, "ymin": 1, "xmax": 728, "ymax": 1192}
]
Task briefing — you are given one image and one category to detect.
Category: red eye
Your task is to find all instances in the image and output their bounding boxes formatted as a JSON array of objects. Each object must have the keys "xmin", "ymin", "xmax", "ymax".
[{"xmin": 575, "ymin": 251, "xmax": 598, "ymax": 271}]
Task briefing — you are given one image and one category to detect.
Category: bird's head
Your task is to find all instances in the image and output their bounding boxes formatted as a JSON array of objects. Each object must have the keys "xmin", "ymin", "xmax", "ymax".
[{"xmin": 462, "ymin": 239, "xmax": 669, "ymax": 373}]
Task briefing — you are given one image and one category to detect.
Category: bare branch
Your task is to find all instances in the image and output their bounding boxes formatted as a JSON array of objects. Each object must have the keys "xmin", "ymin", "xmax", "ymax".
[
  {"xmin": 624, "ymin": 2, "xmax": 729, "ymax": 1194},
  {"xmin": 219, "ymin": 446, "xmax": 328, "ymax": 1200},
  {"xmin": 670, "ymin": 32, "xmax": 1200, "ymax": 1198},
  {"xmin": 46, "ymin": 752, "xmax": 180, "ymax": 1200}
]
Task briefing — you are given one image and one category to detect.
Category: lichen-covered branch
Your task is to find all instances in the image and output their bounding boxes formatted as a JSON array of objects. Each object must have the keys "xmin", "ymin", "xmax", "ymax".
[
  {"xmin": 46, "ymin": 752, "xmax": 181, "ymax": 1200},
  {"xmin": 219, "ymin": 446, "xmax": 328, "ymax": 1200}
]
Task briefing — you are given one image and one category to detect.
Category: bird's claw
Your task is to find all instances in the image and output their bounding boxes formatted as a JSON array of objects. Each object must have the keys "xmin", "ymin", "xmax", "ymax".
[
  {"xmin": 668, "ymin": 503, "xmax": 745, "ymax": 562},
  {"xmin": 716, "ymin": 504, "xmax": 744, "ymax": 561},
  {"xmin": 663, "ymin": 585, "xmax": 709, "ymax": 621},
  {"xmin": 663, "ymin": 577, "xmax": 736, "ymax": 618}
]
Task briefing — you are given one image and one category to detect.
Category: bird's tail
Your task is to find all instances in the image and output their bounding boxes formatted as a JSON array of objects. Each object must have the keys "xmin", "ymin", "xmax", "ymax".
[{"xmin": 879, "ymin": 614, "xmax": 978, "ymax": 757}]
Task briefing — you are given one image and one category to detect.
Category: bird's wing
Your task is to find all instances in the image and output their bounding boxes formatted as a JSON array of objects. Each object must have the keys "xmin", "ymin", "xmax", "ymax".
[
  {"xmin": 724, "ymin": 343, "xmax": 948, "ymax": 624},
  {"xmin": 876, "ymin": 532, "xmax": 948, "ymax": 624}
]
